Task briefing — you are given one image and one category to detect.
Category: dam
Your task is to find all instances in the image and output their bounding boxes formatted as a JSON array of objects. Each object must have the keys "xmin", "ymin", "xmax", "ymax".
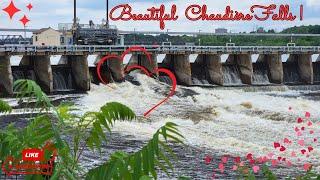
[{"xmin": 0, "ymin": 45, "xmax": 320, "ymax": 96}]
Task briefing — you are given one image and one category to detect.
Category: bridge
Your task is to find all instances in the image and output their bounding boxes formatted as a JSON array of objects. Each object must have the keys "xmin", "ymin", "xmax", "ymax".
[
  {"xmin": 0, "ymin": 45, "xmax": 320, "ymax": 55},
  {"xmin": 0, "ymin": 45, "xmax": 319, "ymax": 96}
]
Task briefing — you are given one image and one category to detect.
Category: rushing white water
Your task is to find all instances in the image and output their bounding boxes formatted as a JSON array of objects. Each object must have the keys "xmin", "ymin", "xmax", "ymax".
[{"xmin": 77, "ymin": 74, "xmax": 320, "ymax": 172}]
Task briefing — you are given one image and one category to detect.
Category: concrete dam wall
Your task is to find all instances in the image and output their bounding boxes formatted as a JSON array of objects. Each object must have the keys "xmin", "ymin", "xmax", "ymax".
[{"xmin": 0, "ymin": 53, "xmax": 319, "ymax": 96}]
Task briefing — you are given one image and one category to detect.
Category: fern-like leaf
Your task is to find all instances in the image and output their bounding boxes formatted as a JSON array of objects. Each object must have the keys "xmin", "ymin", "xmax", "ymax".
[
  {"xmin": 82, "ymin": 102, "xmax": 136, "ymax": 151},
  {"xmin": 13, "ymin": 79, "xmax": 52, "ymax": 110},
  {"xmin": 0, "ymin": 99, "xmax": 12, "ymax": 113},
  {"xmin": 85, "ymin": 122, "xmax": 184, "ymax": 180}
]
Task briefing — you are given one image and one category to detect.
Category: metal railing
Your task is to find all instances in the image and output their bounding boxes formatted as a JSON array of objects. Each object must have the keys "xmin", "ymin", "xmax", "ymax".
[{"xmin": 0, "ymin": 45, "xmax": 319, "ymax": 54}]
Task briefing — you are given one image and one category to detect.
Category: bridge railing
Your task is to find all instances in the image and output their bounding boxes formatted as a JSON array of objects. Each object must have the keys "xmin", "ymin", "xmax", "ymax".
[{"xmin": 0, "ymin": 45, "xmax": 319, "ymax": 54}]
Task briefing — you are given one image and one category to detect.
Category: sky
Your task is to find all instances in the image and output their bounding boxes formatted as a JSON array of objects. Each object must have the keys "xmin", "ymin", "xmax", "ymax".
[{"xmin": 1, "ymin": 0, "xmax": 320, "ymax": 33}]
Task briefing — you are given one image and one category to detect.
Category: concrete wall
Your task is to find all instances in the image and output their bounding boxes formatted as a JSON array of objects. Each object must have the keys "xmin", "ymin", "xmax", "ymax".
[
  {"xmin": 68, "ymin": 55, "xmax": 91, "ymax": 91},
  {"xmin": 287, "ymin": 54, "xmax": 313, "ymax": 84},
  {"xmin": 128, "ymin": 54, "xmax": 158, "ymax": 74},
  {"xmin": 194, "ymin": 54, "xmax": 223, "ymax": 85},
  {"xmin": 227, "ymin": 54, "xmax": 253, "ymax": 85},
  {"xmin": 163, "ymin": 54, "xmax": 192, "ymax": 86},
  {"xmin": 257, "ymin": 54, "xmax": 283, "ymax": 84},
  {"xmin": 0, "ymin": 56, "xmax": 13, "ymax": 95}
]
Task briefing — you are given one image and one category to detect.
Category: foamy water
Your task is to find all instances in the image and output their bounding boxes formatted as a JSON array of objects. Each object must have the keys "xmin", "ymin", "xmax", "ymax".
[{"xmin": 77, "ymin": 74, "xmax": 320, "ymax": 172}]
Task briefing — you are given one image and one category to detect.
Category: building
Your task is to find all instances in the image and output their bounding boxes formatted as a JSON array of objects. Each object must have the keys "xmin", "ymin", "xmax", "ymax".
[
  {"xmin": 215, "ymin": 28, "xmax": 228, "ymax": 34},
  {"xmin": 257, "ymin": 27, "xmax": 265, "ymax": 33},
  {"xmin": 33, "ymin": 27, "xmax": 61, "ymax": 46}
]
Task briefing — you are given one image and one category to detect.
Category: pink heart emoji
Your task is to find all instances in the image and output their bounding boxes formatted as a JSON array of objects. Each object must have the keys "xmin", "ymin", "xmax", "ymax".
[
  {"xmin": 291, "ymin": 151, "xmax": 297, "ymax": 157},
  {"xmin": 249, "ymin": 159, "xmax": 255, "ymax": 165},
  {"xmin": 301, "ymin": 149, "xmax": 307, "ymax": 155},
  {"xmin": 305, "ymin": 112, "xmax": 311, "ymax": 118},
  {"xmin": 234, "ymin": 157, "xmax": 241, "ymax": 163},
  {"xmin": 246, "ymin": 153, "xmax": 253, "ymax": 160},
  {"xmin": 204, "ymin": 155, "xmax": 212, "ymax": 165},
  {"xmin": 286, "ymin": 160, "xmax": 292, "ymax": 167},
  {"xmin": 297, "ymin": 117, "xmax": 303, "ymax": 123},
  {"xmin": 271, "ymin": 159, "xmax": 278, "ymax": 167},
  {"xmin": 284, "ymin": 138, "xmax": 291, "ymax": 144},
  {"xmin": 310, "ymin": 130, "xmax": 314, "ymax": 134},
  {"xmin": 252, "ymin": 166, "xmax": 260, "ymax": 174},
  {"xmin": 232, "ymin": 165, "xmax": 238, "ymax": 171},
  {"xmin": 314, "ymin": 138, "xmax": 318, "ymax": 142},
  {"xmin": 295, "ymin": 127, "xmax": 300, "ymax": 132},
  {"xmin": 218, "ymin": 163, "xmax": 225, "ymax": 173},
  {"xmin": 274, "ymin": 142, "xmax": 281, "ymax": 149},
  {"xmin": 307, "ymin": 121, "xmax": 313, "ymax": 126},
  {"xmin": 239, "ymin": 162, "xmax": 245, "ymax": 167},
  {"xmin": 303, "ymin": 163, "xmax": 312, "ymax": 171},
  {"xmin": 280, "ymin": 146, "xmax": 286, "ymax": 152},
  {"xmin": 221, "ymin": 156, "xmax": 228, "ymax": 164},
  {"xmin": 298, "ymin": 140, "xmax": 305, "ymax": 146},
  {"xmin": 297, "ymin": 131, "xmax": 303, "ymax": 136},
  {"xmin": 308, "ymin": 146, "xmax": 314, "ymax": 152},
  {"xmin": 301, "ymin": 127, "xmax": 305, "ymax": 131},
  {"xmin": 278, "ymin": 157, "xmax": 282, "ymax": 161}
]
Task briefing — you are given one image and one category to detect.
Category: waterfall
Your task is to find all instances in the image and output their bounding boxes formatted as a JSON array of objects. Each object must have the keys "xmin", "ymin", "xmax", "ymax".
[
  {"xmin": 12, "ymin": 68, "xmax": 36, "ymax": 82},
  {"xmin": 283, "ymin": 63, "xmax": 301, "ymax": 84},
  {"xmin": 52, "ymin": 67, "xmax": 74, "ymax": 91},
  {"xmin": 252, "ymin": 63, "xmax": 270, "ymax": 85},
  {"xmin": 313, "ymin": 62, "xmax": 320, "ymax": 83},
  {"xmin": 222, "ymin": 65, "xmax": 242, "ymax": 85}
]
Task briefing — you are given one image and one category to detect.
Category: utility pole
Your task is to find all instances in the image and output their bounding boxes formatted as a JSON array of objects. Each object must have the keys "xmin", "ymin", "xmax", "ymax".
[
  {"xmin": 106, "ymin": 0, "xmax": 109, "ymax": 28},
  {"xmin": 72, "ymin": 0, "xmax": 77, "ymax": 45}
]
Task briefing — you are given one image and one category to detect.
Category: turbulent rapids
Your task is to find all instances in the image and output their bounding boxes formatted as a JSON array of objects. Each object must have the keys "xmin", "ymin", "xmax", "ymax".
[{"xmin": 75, "ymin": 73, "xmax": 320, "ymax": 177}]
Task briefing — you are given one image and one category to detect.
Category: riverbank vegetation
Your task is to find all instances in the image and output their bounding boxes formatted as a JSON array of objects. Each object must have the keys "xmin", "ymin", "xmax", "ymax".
[{"xmin": 124, "ymin": 25, "xmax": 320, "ymax": 46}]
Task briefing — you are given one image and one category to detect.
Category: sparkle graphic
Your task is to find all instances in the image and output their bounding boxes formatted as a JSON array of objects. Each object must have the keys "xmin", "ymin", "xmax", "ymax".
[
  {"xmin": 20, "ymin": 15, "xmax": 30, "ymax": 26},
  {"xmin": 3, "ymin": 0, "xmax": 21, "ymax": 19},
  {"xmin": 27, "ymin": 3, "xmax": 33, "ymax": 11}
]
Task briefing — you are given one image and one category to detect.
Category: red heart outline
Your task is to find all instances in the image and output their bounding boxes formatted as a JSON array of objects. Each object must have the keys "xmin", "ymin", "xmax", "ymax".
[{"xmin": 96, "ymin": 46, "xmax": 177, "ymax": 117}]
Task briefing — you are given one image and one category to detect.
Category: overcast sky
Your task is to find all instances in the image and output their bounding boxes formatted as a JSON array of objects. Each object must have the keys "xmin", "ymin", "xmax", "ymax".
[{"xmin": 1, "ymin": 0, "xmax": 320, "ymax": 33}]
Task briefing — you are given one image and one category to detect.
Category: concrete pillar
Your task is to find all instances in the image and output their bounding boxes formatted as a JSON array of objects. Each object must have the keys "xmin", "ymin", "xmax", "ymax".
[
  {"xmin": 163, "ymin": 54, "xmax": 192, "ymax": 86},
  {"xmin": 129, "ymin": 54, "xmax": 158, "ymax": 74},
  {"xmin": 0, "ymin": 56, "xmax": 13, "ymax": 95},
  {"xmin": 195, "ymin": 54, "xmax": 223, "ymax": 85},
  {"xmin": 257, "ymin": 54, "xmax": 283, "ymax": 84},
  {"xmin": 227, "ymin": 54, "xmax": 253, "ymax": 85},
  {"xmin": 33, "ymin": 56, "xmax": 53, "ymax": 93},
  {"xmin": 108, "ymin": 56, "xmax": 124, "ymax": 82},
  {"xmin": 288, "ymin": 54, "xmax": 313, "ymax": 84},
  {"xmin": 69, "ymin": 55, "xmax": 90, "ymax": 91}
]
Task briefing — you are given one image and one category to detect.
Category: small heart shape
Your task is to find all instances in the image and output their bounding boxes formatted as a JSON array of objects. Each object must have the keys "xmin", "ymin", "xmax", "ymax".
[
  {"xmin": 310, "ymin": 130, "xmax": 314, "ymax": 134},
  {"xmin": 314, "ymin": 138, "xmax": 318, "ymax": 142},
  {"xmin": 278, "ymin": 157, "xmax": 282, "ymax": 161},
  {"xmin": 252, "ymin": 166, "xmax": 260, "ymax": 174},
  {"xmin": 307, "ymin": 121, "xmax": 313, "ymax": 126},
  {"xmin": 303, "ymin": 163, "xmax": 312, "ymax": 171},
  {"xmin": 267, "ymin": 153, "xmax": 274, "ymax": 159},
  {"xmin": 295, "ymin": 127, "xmax": 300, "ymax": 132},
  {"xmin": 298, "ymin": 140, "xmax": 305, "ymax": 147},
  {"xmin": 301, "ymin": 127, "xmax": 305, "ymax": 131},
  {"xmin": 284, "ymin": 138, "xmax": 292, "ymax": 144},
  {"xmin": 96, "ymin": 46, "xmax": 177, "ymax": 117},
  {"xmin": 286, "ymin": 160, "xmax": 292, "ymax": 167},
  {"xmin": 221, "ymin": 156, "xmax": 228, "ymax": 164},
  {"xmin": 297, "ymin": 131, "xmax": 303, "ymax": 136},
  {"xmin": 297, "ymin": 117, "xmax": 303, "ymax": 123},
  {"xmin": 291, "ymin": 151, "xmax": 297, "ymax": 157},
  {"xmin": 274, "ymin": 142, "xmax": 281, "ymax": 149},
  {"xmin": 246, "ymin": 153, "xmax": 253, "ymax": 160},
  {"xmin": 301, "ymin": 149, "xmax": 306, "ymax": 155},
  {"xmin": 308, "ymin": 146, "xmax": 314, "ymax": 152},
  {"xmin": 234, "ymin": 157, "xmax": 241, "ymax": 163},
  {"xmin": 280, "ymin": 146, "xmax": 286, "ymax": 152},
  {"xmin": 271, "ymin": 159, "xmax": 278, "ymax": 167},
  {"xmin": 232, "ymin": 165, "xmax": 238, "ymax": 171},
  {"xmin": 218, "ymin": 163, "xmax": 225, "ymax": 173},
  {"xmin": 305, "ymin": 112, "xmax": 311, "ymax": 118}
]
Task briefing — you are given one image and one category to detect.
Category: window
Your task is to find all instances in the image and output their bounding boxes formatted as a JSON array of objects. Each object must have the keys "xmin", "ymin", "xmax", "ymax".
[
  {"xmin": 60, "ymin": 36, "xmax": 65, "ymax": 44},
  {"xmin": 35, "ymin": 36, "xmax": 38, "ymax": 41}
]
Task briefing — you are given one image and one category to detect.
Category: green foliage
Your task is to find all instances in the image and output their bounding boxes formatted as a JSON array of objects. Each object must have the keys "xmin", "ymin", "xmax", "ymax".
[
  {"xmin": 1, "ymin": 79, "xmax": 184, "ymax": 179},
  {"xmin": 14, "ymin": 79, "xmax": 51, "ymax": 110},
  {"xmin": 85, "ymin": 122, "xmax": 184, "ymax": 180},
  {"xmin": 0, "ymin": 99, "xmax": 12, "ymax": 113},
  {"xmin": 262, "ymin": 164, "xmax": 277, "ymax": 180}
]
